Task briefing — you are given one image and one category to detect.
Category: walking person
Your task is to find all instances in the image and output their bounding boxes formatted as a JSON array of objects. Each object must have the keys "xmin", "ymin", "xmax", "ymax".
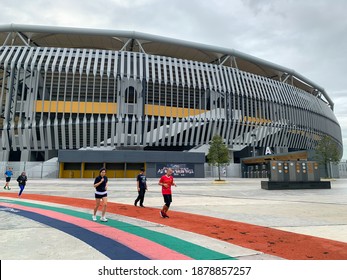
[
  {"xmin": 92, "ymin": 167, "xmax": 108, "ymax": 222},
  {"xmin": 134, "ymin": 168, "xmax": 148, "ymax": 207},
  {"xmin": 158, "ymin": 168, "xmax": 176, "ymax": 218},
  {"xmin": 4, "ymin": 167, "xmax": 13, "ymax": 190},
  {"xmin": 16, "ymin": 171, "xmax": 28, "ymax": 197}
]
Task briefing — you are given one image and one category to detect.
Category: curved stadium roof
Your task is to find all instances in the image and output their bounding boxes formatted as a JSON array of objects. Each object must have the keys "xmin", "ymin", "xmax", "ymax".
[{"xmin": 0, "ymin": 23, "xmax": 334, "ymax": 109}]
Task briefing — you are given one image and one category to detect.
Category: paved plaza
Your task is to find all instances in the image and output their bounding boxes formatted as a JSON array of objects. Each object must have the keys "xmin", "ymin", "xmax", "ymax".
[{"xmin": 1, "ymin": 177, "xmax": 347, "ymax": 260}]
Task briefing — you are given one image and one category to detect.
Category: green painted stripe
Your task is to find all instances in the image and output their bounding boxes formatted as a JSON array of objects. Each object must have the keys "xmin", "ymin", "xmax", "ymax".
[{"xmin": 2, "ymin": 199, "xmax": 236, "ymax": 260}]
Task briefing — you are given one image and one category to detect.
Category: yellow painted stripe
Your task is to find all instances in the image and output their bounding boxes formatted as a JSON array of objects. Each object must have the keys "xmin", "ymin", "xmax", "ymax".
[
  {"xmin": 144, "ymin": 104, "xmax": 206, "ymax": 118},
  {"xmin": 35, "ymin": 101, "xmax": 118, "ymax": 114},
  {"xmin": 35, "ymin": 101, "xmax": 206, "ymax": 118},
  {"xmin": 243, "ymin": 116, "xmax": 271, "ymax": 124}
]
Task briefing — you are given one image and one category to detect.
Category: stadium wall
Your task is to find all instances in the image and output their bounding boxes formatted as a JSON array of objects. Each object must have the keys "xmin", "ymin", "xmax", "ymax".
[{"xmin": 0, "ymin": 45, "xmax": 342, "ymax": 177}]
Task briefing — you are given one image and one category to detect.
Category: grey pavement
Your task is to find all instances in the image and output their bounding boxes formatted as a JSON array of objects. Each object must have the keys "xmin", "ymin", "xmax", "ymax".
[{"xmin": 1, "ymin": 177, "xmax": 347, "ymax": 259}]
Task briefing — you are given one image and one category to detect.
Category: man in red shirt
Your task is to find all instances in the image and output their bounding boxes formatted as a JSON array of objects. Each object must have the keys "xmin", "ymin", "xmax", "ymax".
[{"xmin": 158, "ymin": 168, "xmax": 176, "ymax": 218}]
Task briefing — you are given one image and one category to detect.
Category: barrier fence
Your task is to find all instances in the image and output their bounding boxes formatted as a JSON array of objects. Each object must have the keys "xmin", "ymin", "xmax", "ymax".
[
  {"xmin": 1, "ymin": 161, "xmax": 344, "ymax": 179},
  {"xmin": 0, "ymin": 162, "xmax": 59, "ymax": 179}
]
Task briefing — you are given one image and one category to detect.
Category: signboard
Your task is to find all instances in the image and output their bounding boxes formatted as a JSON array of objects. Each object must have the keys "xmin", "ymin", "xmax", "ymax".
[
  {"xmin": 156, "ymin": 163, "xmax": 195, "ymax": 178},
  {"xmin": 265, "ymin": 147, "xmax": 273, "ymax": 155}
]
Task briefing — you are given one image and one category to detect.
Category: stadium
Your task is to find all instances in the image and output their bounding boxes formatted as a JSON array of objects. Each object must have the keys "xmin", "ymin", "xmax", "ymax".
[{"xmin": 0, "ymin": 24, "xmax": 342, "ymax": 178}]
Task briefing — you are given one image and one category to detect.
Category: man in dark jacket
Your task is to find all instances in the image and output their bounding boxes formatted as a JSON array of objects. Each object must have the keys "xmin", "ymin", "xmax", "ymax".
[
  {"xmin": 16, "ymin": 171, "xmax": 28, "ymax": 197},
  {"xmin": 134, "ymin": 168, "xmax": 148, "ymax": 207}
]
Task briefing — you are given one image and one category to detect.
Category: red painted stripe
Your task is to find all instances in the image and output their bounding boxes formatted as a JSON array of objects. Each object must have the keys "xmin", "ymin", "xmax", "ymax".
[{"xmin": 0, "ymin": 202, "xmax": 191, "ymax": 260}]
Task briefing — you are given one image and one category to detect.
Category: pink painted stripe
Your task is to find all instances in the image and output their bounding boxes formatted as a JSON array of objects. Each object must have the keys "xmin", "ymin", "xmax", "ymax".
[{"xmin": 1, "ymin": 202, "xmax": 192, "ymax": 260}]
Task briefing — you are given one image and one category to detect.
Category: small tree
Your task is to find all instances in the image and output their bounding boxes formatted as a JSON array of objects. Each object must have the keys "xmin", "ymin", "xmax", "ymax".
[
  {"xmin": 314, "ymin": 135, "xmax": 341, "ymax": 178},
  {"xmin": 207, "ymin": 135, "xmax": 231, "ymax": 180}
]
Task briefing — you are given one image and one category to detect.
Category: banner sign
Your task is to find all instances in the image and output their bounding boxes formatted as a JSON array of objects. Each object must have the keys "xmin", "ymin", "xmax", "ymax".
[{"xmin": 156, "ymin": 163, "xmax": 195, "ymax": 178}]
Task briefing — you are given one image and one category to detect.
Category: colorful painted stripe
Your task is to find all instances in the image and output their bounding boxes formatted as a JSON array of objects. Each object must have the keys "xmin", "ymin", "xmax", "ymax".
[
  {"xmin": 0, "ymin": 199, "xmax": 235, "ymax": 260},
  {"xmin": 0, "ymin": 202, "xmax": 191, "ymax": 260},
  {"xmin": 0, "ymin": 204, "xmax": 148, "ymax": 260}
]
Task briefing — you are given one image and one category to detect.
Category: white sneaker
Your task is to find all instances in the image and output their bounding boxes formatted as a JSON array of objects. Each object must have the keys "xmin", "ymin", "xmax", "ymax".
[
  {"xmin": 100, "ymin": 217, "xmax": 108, "ymax": 222},
  {"xmin": 92, "ymin": 215, "xmax": 97, "ymax": 221}
]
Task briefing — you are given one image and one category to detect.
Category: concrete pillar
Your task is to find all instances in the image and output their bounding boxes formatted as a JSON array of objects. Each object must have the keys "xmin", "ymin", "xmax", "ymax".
[
  {"xmin": 0, "ymin": 150, "xmax": 10, "ymax": 161},
  {"xmin": 20, "ymin": 150, "xmax": 30, "ymax": 161}
]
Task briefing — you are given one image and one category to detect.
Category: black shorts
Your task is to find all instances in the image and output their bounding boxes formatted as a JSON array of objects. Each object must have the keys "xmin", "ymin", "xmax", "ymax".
[
  {"xmin": 5, "ymin": 177, "xmax": 11, "ymax": 182},
  {"xmin": 95, "ymin": 193, "xmax": 107, "ymax": 199},
  {"xmin": 163, "ymin": 194, "xmax": 172, "ymax": 204}
]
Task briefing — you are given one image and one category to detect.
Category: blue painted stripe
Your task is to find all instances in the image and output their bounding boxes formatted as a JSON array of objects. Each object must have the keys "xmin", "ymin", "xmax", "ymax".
[{"xmin": 1, "ymin": 205, "xmax": 149, "ymax": 260}]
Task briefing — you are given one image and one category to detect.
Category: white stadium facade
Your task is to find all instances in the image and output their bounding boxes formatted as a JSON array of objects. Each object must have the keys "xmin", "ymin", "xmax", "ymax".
[{"xmin": 0, "ymin": 24, "xmax": 342, "ymax": 178}]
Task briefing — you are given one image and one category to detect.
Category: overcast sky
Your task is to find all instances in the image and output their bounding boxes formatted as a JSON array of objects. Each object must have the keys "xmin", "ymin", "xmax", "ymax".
[{"xmin": 2, "ymin": 0, "xmax": 347, "ymax": 158}]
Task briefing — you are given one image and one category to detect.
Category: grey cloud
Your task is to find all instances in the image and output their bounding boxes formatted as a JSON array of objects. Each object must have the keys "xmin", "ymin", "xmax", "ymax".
[{"xmin": 1, "ymin": 0, "xmax": 347, "ymax": 157}]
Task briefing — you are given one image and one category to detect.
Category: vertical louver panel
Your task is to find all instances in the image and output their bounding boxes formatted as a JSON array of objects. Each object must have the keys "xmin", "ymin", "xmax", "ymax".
[{"xmin": 0, "ymin": 46, "xmax": 342, "ymax": 159}]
